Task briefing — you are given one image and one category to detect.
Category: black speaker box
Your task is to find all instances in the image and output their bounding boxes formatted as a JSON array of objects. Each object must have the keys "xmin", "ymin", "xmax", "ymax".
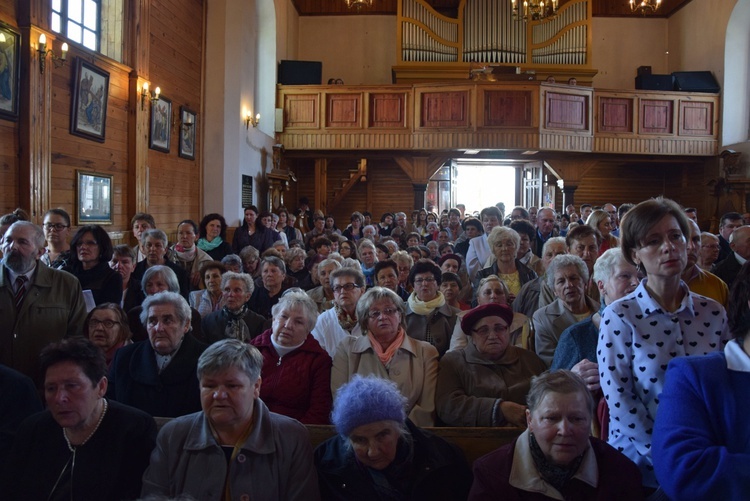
[
  {"xmin": 278, "ymin": 60, "xmax": 322, "ymax": 85},
  {"xmin": 672, "ymin": 71, "xmax": 720, "ymax": 93},
  {"xmin": 635, "ymin": 74, "xmax": 674, "ymax": 91}
]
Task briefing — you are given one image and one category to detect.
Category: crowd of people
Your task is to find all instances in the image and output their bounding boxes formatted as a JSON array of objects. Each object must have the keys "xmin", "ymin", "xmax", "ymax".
[{"xmin": 1, "ymin": 198, "xmax": 749, "ymax": 500}]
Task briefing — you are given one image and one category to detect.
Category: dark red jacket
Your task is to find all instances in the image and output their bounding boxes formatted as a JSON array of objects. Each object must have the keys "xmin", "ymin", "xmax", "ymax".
[{"xmin": 250, "ymin": 329, "xmax": 332, "ymax": 424}]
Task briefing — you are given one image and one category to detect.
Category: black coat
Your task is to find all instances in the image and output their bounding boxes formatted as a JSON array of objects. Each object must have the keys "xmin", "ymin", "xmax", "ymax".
[
  {"xmin": 201, "ymin": 308, "xmax": 270, "ymax": 344},
  {"xmin": 107, "ymin": 335, "xmax": 207, "ymax": 417},
  {"xmin": 315, "ymin": 420, "xmax": 472, "ymax": 501},
  {"xmin": 64, "ymin": 260, "xmax": 123, "ymax": 306},
  {"xmin": 124, "ymin": 260, "xmax": 191, "ymax": 311}
]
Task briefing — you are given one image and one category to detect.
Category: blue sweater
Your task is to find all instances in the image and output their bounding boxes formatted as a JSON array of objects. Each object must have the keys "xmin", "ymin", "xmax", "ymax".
[
  {"xmin": 550, "ymin": 317, "xmax": 598, "ymax": 370},
  {"xmin": 652, "ymin": 348, "xmax": 750, "ymax": 500}
]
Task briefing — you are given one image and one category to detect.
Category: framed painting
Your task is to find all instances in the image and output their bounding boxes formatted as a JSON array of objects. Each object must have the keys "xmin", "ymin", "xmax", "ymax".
[
  {"xmin": 70, "ymin": 58, "xmax": 109, "ymax": 142},
  {"xmin": 76, "ymin": 171, "xmax": 113, "ymax": 225},
  {"xmin": 149, "ymin": 95, "xmax": 172, "ymax": 153},
  {"xmin": 178, "ymin": 106, "xmax": 196, "ymax": 160},
  {"xmin": 0, "ymin": 22, "xmax": 21, "ymax": 120}
]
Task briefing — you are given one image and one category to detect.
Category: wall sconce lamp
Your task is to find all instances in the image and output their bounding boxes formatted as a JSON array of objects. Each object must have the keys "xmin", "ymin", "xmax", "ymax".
[
  {"xmin": 181, "ymin": 113, "xmax": 195, "ymax": 133},
  {"xmin": 244, "ymin": 110, "xmax": 260, "ymax": 129},
  {"xmin": 140, "ymin": 82, "xmax": 160, "ymax": 110},
  {"xmin": 38, "ymin": 34, "xmax": 68, "ymax": 74}
]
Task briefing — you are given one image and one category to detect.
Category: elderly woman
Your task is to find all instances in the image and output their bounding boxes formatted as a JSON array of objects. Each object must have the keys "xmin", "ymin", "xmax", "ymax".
[
  {"xmin": 469, "ymin": 371, "xmax": 643, "ymax": 500},
  {"xmin": 437, "ymin": 303, "xmax": 546, "ymax": 427},
  {"xmin": 358, "ymin": 239, "xmax": 378, "ymax": 286},
  {"xmin": 587, "ymin": 209, "xmax": 619, "ymax": 253},
  {"xmin": 375, "ymin": 259, "xmax": 409, "ymax": 301},
  {"xmin": 312, "ymin": 268, "xmax": 366, "ymax": 357},
  {"xmin": 108, "ymin": 291, "xmax": 208, "ymax": 417},
  {"xmin": 84, "ymin": 303, "xmax": 133, "ymax": 368},
  {"xmin": 65, "ymin": 224, "xmax": 123, "ymax": 305},
  {"xmin": 316, "ymin": 376, "xmax": 472, "ymax": 501},
  {"xmin": 405, "ymin": 259, "xmax": 460, "ymax": 357},
  {"xmin": 171, "ymin": 219, "xmax": 213, "ymax": 290},
  {"xmin": 285, "ymin": 246, "xmax": 310, "ymax": 283},
  {"xmin": 202, "ymin": 271, "xmax": 267, "ymax": 343},
  {"xmin": 197, "ymin": 213, "xmax": 233, "ymax": 261},
  {"xmin": 307, "ymin": 257, "xmax": 340, "ymax": 313},
  {"xmin": 249, "ymin": 291, "xmax": 332, "ymax": 424},
  {"xmin": 4, "ymin": 338, "xmax": 156, "ymax": 501},
  {"xmin": 450, "ymin": 275, "xmax": 533, "ymax": 350},
  {"xmin": 41, "ymin": 208, "xmax": 72, "ymax": 269},
  {"xmin": 332, "ymin": 287, "xmax": 439, "ymax": 426},
  {"xmin": 127, "ymin": 265, "xmax": 203, "ymax": 343},
  {"xmin": 476, "ymin": 226, "xmax": 537, "ymax": 304},
  {"xmin": 239, "ymin": 244, "xmax": 261, "ymax": 277},
  {"xmin": 232, "ymin": 205, "xmax": 281, "ymax": 255},
  {"xmin": 141, "ymin": 339, "xmax": 319, "ymax": 499},
  {"xmin": 189, "ymin": 261, "xmax": 226, "ymax": 317},
  {"xmin": 110, "ymin": 244, "xmax": 137, "ymax": 307},
  {"xmin": 652, "ymin": 262, "xmax": 750, "ymax": 500},
  {"xmin": 248, "ymin": 256, "xmax": 288, "ymax": 319},
  {"xmin": 598, "ymin": 197, "xmax": 729, "ymax": 496},
  {"xmin": 699, "ymin": 231, "xmax": 721, "ymax": 270},
  {"xmin": 534, "ymin": 255, "xmax": 599, "ymax": 367}
]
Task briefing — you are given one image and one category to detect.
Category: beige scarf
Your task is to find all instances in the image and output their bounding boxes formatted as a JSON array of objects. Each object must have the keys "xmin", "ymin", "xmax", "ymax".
[{"xmin": 407, "ymin": 291, "xmax": 446, "ymax": 315}]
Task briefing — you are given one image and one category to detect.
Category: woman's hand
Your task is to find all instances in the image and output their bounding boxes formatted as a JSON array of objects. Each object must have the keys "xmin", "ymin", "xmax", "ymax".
[
  {"xmin": 190, "ymin": 271, "xmax": 202, "ymax": 288},
  {"xmin": 500, "ymin": 401, "xmax": 528, "ymax": 428},
  {"xmin": 572, "ymin": 358, "xmax": 600, "ymax": 392}
]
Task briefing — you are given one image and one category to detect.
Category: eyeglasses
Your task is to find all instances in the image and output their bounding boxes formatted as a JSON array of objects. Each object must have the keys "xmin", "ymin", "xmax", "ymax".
[
  {"xmin": 44, "ymin": 223, "xmax": 69, "ymax": 231},
  {"xmin": 368, "ymin": 308, "xmax": 399, "ymax": 320},
  {"xmin": 414, "ymin": 277, "xmax": 436, "ymax": 285},
  {"xmin": 472, "ymin": 324, "xmax": 509, "ymax": 337},
  {"xmin": 89, "ymin": 319, "xmax": 119, "ymax": 329},
  {"xmin": 333, "ymin": 283, "xmax": 361, "ymax": 293}
]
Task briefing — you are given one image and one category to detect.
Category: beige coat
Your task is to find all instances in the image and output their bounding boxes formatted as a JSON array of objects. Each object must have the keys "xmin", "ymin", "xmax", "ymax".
[
  {"xmin": 436, "ymin": 341, "xmax": 546, "ymax": 427},
  {"xmin": 331, "ymin": 333, "xmax": 439, "ymax": 426},
  {"xmin": 532, "ymin": 296, "xmax": 600, "ymax": 367}
]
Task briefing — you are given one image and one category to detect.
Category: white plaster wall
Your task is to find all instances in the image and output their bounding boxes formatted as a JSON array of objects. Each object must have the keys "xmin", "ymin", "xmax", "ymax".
[
  {"xmin": 591, "ymin": 17, "xmax": 668, "ymax": 90},
  {"xmin": 297, "ymin": 15, "xmax": 397, "ymax": 85},
  {"xmin": 275, "ymin": 0, "xmax": 299, "ymax": 61}
]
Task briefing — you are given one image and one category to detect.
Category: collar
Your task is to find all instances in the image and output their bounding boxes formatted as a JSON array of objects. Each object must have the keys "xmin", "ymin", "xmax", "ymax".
[
  {"xmin": 4, "ymin": 263, "xmax": 37, "ymax": 287},
  {"xmin": 725, "ymin": 339, "xmax": 750, "ymax": 372},
  {"xmin": 509, "ymin": 429, "xmax": 597, "ymax": 500},
  {"xmin": 734, "ymin": 252, "xmax": 747, "ymax": 266},
  {"xmin": 634, "ymin": 279, "xmax": 696, "ymax": 318}
]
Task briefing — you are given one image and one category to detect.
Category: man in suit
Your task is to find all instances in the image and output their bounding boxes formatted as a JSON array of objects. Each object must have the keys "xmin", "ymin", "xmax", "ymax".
[
  {"xmin": 712, "ymin": 225, "xmax": 750, "ymax": 289},
  {"xmin": 716, "ymin": 212, "xmax": 742, "ymax": 264},
  {"xmin": 534, "ymin": 207, "xmax": 559, "ymax": 257},
  {"xmin": 0, "ymin": 221, "xmax": 87, "ymax": 384}
]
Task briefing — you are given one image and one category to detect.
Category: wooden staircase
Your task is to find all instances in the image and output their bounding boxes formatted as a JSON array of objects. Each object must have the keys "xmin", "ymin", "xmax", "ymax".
[{"xmin": 327, "ymin": 159, "xmax": 367, "ymax": 211}]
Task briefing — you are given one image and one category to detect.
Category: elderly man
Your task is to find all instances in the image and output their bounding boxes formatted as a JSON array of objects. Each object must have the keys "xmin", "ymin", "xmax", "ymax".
[
  {"xmin": 0, "ymin": 221, "xmax": 87, "ymax": 384},
  {"xmin": 716, "ymin": 211, "xmax": 743, "ymax": 263},
  {"xmin": 513, "ymin": 237, "xmax": 567, "ymax": 319},
  {"xmin": 466, "ymin": 206, "xmax": 503, "ymax": 278},
  {"xmin": 127, "ymin": 229, "xmax": 190, "ymax": 311},
  {"xmin": 712, "ymin": 225, "xmax": 750, "ymax": 289},
  {"xmin": 681, "ymin": 219, "xmax": 728, "ymax": 306},
  {"xmin": 534, "ymin": 207, "xmax": 558, "ymax": 257},
  {"xmin": 311, "ymin": 267, "xmax": 365, "ymax": 357},
  {"xmin": 131, "ymin": 212, "xmax": 156, "ymax": 263}
]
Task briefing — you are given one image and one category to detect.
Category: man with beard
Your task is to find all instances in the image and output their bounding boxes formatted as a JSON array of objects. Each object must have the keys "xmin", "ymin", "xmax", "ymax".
[{"xmin": 0, "ymin": 221, "xmax": 86, "ymax": 384}]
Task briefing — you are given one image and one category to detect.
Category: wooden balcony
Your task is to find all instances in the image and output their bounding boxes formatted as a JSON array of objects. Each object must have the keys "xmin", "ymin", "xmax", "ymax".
[{"xmin": 275, "ymin": 81, "xmax": 719, "ymax": 156}]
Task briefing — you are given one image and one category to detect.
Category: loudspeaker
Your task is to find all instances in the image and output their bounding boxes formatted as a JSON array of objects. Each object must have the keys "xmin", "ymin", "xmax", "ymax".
[
  {"xmin": 672, "ymin": 71, "xmax": 720, "ymax": 93},
  {"xmin": 635, "ymin": 74, "xmax": 674, "ymax": 91},
  {"xmin": 278, "ymin": 60, "xmax": 322, "ymax": 85},
  {"xmin": 637, "ymin": 66, "xmax": 652, "ymax": 76}
]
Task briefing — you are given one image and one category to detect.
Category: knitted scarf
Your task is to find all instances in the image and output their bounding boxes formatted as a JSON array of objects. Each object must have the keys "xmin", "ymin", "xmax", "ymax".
[
  {"xmin": 528, "ymin": 431, "xmax": 584, "ymax": 494},
  {"xmin": 407, "ymin": 291, "xmax": 445, "ymax": 316},
  {"xmin": 197, "ymin": 237, "xmax": 224, "ymax": 252},
  {"xmin": 223, "ymin": 305, "xmax": 251, "ymax": 342}
]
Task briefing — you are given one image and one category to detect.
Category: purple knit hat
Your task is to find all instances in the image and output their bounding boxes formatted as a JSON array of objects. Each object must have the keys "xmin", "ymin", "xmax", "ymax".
[{"xmin": 331, "ymin": 375, "xmax": 407, "ymax": 436}]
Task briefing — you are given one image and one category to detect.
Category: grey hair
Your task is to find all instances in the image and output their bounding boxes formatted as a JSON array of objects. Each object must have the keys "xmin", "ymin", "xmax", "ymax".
[
  {"xmin": 197, "ymin": 339, "xmax": 264, "ymax": 382},
  {"xmin": 358, "ymin": 239, "xmax": 376, "ymax": 252},
  {"xmin": 221, "ymin": 254, "xmax": 243, "ymax": 269},
  {"xmin": 593, "ymin": 248, "xmax": 626, "ymax": 284},
  {"xmin": 487, "ymin": 226, "xmax": 521, "ymax": 253},
  {"xmin": 140, "ymin": 291, "xmax": 191, "ymax": 328},
  {"xmin": 141, "ymin": 228, "xmax": 168, "ymax": 245},
  {"xmin": 542, "ymin": 236, "xmax": 567, "ymax": 255},
  {"xmin": 527, "ymin": 370, "xmax": 594, "ymax": 417},
  {"xmin": 239, "ymin": 245, "xmax": 260, "ymax": 261},
  {"xmin": 356, "ymin": 286, "xmax": 407, "ymax": 332},
  {"xmin": 262, "ymin": 255, "xmax": 286, "ymax": 274},
  {"xmin": 700, "ymin": 231, "xmax": 719, "ymax": 243},
  {"xmin": 141, "ymin": 265, "xmax": 180, "ymax": 295},
  {"xmin": 390, "ymin": 250, "xmax": 414, "ymax": 269},
  {"xmin": 319, "ymin": 258, "xmax": 343, "ymax": 271},
  {"xmin": 284, "ymin": 246, "xmax": 307, "ymax": 266},
  {"xmin": 546, "ymin": 254, "xmax": 590, "ymax": 289},
  {"xmin": 330, "ymin": 267, "xmax": 366, "ymax": 288},
  {"xmin": 270, "ymin": 290, "xmax": 319, "ymax": 332},
  {"xmin": 477, "ymin": 274, "xmax": 509, "ymax": 296},
  {"xmin": 221, "ymin": 271, "xmax": 254, "ymax": 295},
  {"xmin": 6, "ymin": 221, "xmax": 45, "ymax": 248},
  {"xmin": 341, "ymin": 258, "xmax": 362, "ymax": 270}
]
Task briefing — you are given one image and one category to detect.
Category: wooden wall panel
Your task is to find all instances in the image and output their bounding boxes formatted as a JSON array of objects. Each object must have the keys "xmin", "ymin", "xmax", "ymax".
[
  {"xmin": 598, "ymin": 97, "xmax": 633, "ymax": 133},
  {"xmin": 0, "ymin": 120, "xmax": 19, "ymax": 214},
  {"xmin": 326, "ymin": 93, "xmax": 362, "ymax": 128},
  {"xmin": 545, "ymin": 92, "xmax": 588, "ymax": 130},
  {"xmin": 369, "ymin": 93, "xmax": 407, "ymax": 128},
  {"xmin": 678, "ymin": 100, "xmax": 713, "ymax": 136},
  {"xmin": 284, "ymin": 94, "xmax": 320, "ymax": 128},
  {"xmin": 483, "ymin": 90, "xmax": 532, "ymax": 127},
  {"xmin": 640, "ymin": 99, "xmax": 673, "ymax": 135},
  {"xmin": 420, "ymin": 91, "xmax": 469, "ymax": 127}
]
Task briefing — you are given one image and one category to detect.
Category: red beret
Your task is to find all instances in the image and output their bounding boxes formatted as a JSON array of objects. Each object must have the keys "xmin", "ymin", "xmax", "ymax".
[
  {"xmin": 439, "ymin": 253, "xmax": 463, "ymax": 267},
  {"xmin": 461, "ymin": 303, "xmax": 514, "ymax": 334}
]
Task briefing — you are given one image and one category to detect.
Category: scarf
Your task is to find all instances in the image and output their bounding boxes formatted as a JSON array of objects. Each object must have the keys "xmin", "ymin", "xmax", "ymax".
[
  {"xmin": 368, "ymin": 326, "xmax": 406, "ymax": 365},
  {"xmin": 528, "ymin": 431, "xmax": 585, "ymax": 494},
  {"xmin": 223, "ymin": 305, "xmax": 251, "ymax": 342},
  {"xmin": 407, "ymin": 291, "xmax": 445, "ymax": 316},
  {"xmin": 198, "ymin": 237, "xmax": 224, "ymax": 252},
  {"xmin": 336, "ymin": 304, "xmax": 357, "ymax": 332},
  {"xmin": 361, "ymin": 262, "xmax": 376, "ymax": 285},
  {"xmin": 173, "ymin": 244, "xmax": 197, "ymax": 261}
]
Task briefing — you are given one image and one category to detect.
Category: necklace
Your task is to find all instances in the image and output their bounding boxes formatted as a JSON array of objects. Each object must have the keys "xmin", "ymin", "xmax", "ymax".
[{"xmin": 62, "ymin": 398, "xmax": 108, "ymax": 451}]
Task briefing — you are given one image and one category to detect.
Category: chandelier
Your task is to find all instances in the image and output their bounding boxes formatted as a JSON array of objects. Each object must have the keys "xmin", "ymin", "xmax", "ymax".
[
  {"xmin": 630, "ymin": 0, "xmax": 662, "ymax": 14},
  {"xmin": 512, "ymin": 0, "xmax": 558, "ymax": 21},
  {"xmin": 344, "ymin": 0, "xmax": 373, "ymax": 11}
]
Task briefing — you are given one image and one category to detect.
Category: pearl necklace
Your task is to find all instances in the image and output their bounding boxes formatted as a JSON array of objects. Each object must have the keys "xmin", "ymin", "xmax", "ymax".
[{"xmin": 62, "ymin": 398, "xmax": 108, "ymax": 451}]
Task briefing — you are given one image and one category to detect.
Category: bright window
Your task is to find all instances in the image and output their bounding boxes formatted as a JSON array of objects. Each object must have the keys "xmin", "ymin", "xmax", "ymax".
[{"xmin": 50, "ymin": 0, "xmax": 123, "ymax": 62}]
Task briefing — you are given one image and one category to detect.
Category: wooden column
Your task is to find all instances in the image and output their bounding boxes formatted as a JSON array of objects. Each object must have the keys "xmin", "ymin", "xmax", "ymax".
[
  {"xmin": 562, "ymin": 185, "xmax": 578, "ymax": 211},
  {"xmin": 314, "ymin": 158, "xmax": 327, "ymax": 214}
]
